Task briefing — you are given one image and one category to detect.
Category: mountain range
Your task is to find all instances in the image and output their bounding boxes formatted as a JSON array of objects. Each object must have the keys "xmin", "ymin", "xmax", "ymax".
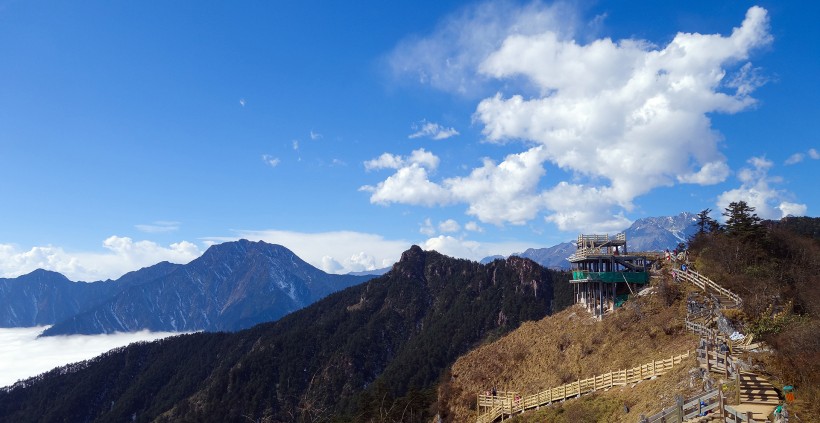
[
  {"xmin": 0, "ymin": 240, "xmax": 371, "ymax": 336},
  {"xmin": 0, "ymin": 246, "xmax": 567, "ymax": 422},
  {"xmin": 486, "ymin": 212, "xmax": 698, "ymax": 269}
]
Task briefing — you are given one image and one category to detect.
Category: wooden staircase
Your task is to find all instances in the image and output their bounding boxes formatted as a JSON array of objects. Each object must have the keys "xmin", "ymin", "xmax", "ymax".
[
  {"xmin": 733, "ymin": 372, "xmax": 780, "ymax": 421},
  {"xmin": 678, "ymin": 267, "xmax": 779, "ymax": 422}
]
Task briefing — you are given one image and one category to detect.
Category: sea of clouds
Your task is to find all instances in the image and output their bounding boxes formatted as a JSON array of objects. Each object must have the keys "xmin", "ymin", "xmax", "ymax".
[{"xmin": 0, "ymin": 326, "xmax": 184, "ymax": 388}]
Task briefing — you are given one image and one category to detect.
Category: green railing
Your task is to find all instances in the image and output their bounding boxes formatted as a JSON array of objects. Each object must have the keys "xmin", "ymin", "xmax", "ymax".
[{"xmin": 571, "ymin": 271, "xmax": 648, "ymax": 284}]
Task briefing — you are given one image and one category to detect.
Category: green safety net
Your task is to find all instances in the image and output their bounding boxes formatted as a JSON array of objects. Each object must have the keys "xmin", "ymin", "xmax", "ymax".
[{"xmin": 571, "ymin": 271, "xmax": 649, "ymax": 284}]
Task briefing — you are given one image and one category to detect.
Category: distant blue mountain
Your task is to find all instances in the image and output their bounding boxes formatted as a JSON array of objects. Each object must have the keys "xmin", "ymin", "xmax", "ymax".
[
  {"xmin": 0, "ymin": 240, "xmax": 372, "ymax": 336},
  {"xmin": 0, "ymin": 262, "xmax": 180, "ymax": 328},
  {"xmin": 347, "ymin": 266, "xmax": 391, "ymax": 277},
  {"xmin": 624, "ymin": 212, "xmax": 698, "ymax": 252}
]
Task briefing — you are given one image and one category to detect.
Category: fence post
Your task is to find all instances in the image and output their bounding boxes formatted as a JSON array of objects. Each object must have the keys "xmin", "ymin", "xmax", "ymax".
[
  {"xmin": 676, "ymin": 394, "xmax": 684, "ymax": 423},
  {"xmin": 705, "ymin": 344, "xmax": 711, "ymax": 372},
  {"xmin": 724, "ymin": 353, "xmax": 729, "ymax": 378},
  {"xmin": 735, "ymin": 369, "xmax": 740, "ymax": 404},
  {"xmin": 718, "ymin": 389, "xmax": 725, "ymax": 419}
]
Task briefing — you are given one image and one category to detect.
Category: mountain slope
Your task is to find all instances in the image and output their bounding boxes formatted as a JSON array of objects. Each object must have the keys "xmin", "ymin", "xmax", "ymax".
[
  {"xmin": 514, "ymin": 242, "xmax": 576, "ymax": 269},
  {"xmin": 624, "ymin": 212, "xmax": 697, "ymax": 251},
  {"xmin": 0, "ymin": 262, "xmax": 180, "ymax": 328},
  {"xmin": 42, "ymin": 240, "xmax": 370, "ymax": 336},
  {"xmin": 0, "ymin": 246, "xmax": 561, "ymax": 422}
]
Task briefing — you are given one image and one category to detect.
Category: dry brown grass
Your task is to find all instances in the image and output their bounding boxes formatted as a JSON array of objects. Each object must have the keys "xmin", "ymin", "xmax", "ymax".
[{"xmin": 439, "ymin": 277, "xmax": 706, "ymax": 422}]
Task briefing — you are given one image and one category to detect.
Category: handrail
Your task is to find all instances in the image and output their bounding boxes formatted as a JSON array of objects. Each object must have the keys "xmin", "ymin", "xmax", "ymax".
[
  {"xmin": 476, "ymin": 351, "xmax": 691, "ymax": 423},
  {"xmin": 676, "ymin": 268, "xmax": 742, "ymax": 307},
  {"xmin": 640, "ymin": 389, "xmax": 768, "ymax": 423}
]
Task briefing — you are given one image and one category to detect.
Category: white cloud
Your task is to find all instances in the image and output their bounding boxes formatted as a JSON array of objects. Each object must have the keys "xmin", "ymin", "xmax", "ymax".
[
  {"xmin": 778, "ymin": 202, "xmax": 807, "ymax": 218},
  {"xmin": 135, "ymin": 221, "xmax": 180, "ymax": 233},
  {"xmin": 310, "ymin": 130, "xmax": 322, "ymax": 140},
  {"xmin": 363, "ymin": 149, "xmax": 440, "ymax": 172},
  {"xmin": 387, "ymin": 0, "xmax": 580, "ymax": 95},
  {"xmin": 360, "ymin": 149, "xmax": 451, "ymax": 206},
  {"xmin": 409, "ymin": 120, "xmax": 460, "ymax": 140},
  {"xmin": 445, "ymin": 146, "xmax": 550, "ymax": 225},
  {"xmin": 809, "ymin": 148, "xmax": 820, "ymax": 159},
  {"xmin": 465, "ymin": 221, "xmax": 484, "ymax": 232},
  {"xmin": 438, "ymin": 219, "xmax": 461, "ymax": 233},
  {"xmin": 239, "ymin": 98, "xmax": 246, "ymax": 107},
  {"xmin": 0, "ymin": 327, "xmax": 184, "ymax": 388},
  {"xmin": 419, "ymin": 218, "xmax": 436, "ymax": 236},
  {"xmin": 208, "ymin": 230, "xmax": 411, "ymax": 274},
  {"xmin": 375, "ymin": 5, "xmax": 773, "ymax": 232},
  {"xmin": 784, "ymin": 153, "xmax": 804, "ymax": 165},
  {"xmin": 360, "ymin": 164, "xmax": 452, "ymax": 207},
  {"xmin": 292, "ymin": 140, "xmax": 300, "ymax": 151},
  {"xmin": 262, "ymin": 154, "xmax": 280, "ymax": 168},
  {"xmin": 0, "ymin": 237, "xmax": 202, "ymax": 281},
  {"xmin": 717, "ymin": 156, "xmax": 807, "ymax": 219},
  {"xmin": 364, "ymin": 153, "xmax": 405, "ymax": 171},
  {"xmin": 321, "ymin": 255, "xmax": 344, "ymax": 274},
  {"xmin": 677, "ymin": 161, "xmax": 731, "ymax": 185},
  {"xmin": 421, "ymin": 235, "xmax": 531, "ymax": 262}
]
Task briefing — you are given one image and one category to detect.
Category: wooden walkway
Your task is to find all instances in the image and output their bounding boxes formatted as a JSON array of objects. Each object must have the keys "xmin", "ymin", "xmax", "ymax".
[
  {"xmin": 675, "ymin": 269, "xmax": 742, "ymax": 308},
  {"xmin": 680, "ymin": 269, "xmax": 778, "ymax": 422}
]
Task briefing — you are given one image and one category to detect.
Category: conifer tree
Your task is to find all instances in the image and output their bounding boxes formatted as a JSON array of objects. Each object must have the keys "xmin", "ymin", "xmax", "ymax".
[
  {"xmin": 722, "ymin": 201, "xmax": 763, "ymax": 237},
  {"xmin": 695, "ymin": 209, "xmax": 721, "ymax": 235}
]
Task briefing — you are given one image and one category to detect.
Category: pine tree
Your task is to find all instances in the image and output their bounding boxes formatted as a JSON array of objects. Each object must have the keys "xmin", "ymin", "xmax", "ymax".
[
  {"xmin": 695, "ymin": 209, "xmax": 721, "ymax": 235},
  {"xmin": 722, "ymin": 201, "xmax": 763, "ymax": 237}
]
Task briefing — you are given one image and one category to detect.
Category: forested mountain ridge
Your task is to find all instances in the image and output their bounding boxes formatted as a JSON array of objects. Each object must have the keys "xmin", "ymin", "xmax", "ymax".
[
  {"xmin": 0, "ymin": 246, "xmax": 569, "ymax": 423},
  {"xmin": 41, "ymin": 239, "xmax": 371, "ymax": 336}
]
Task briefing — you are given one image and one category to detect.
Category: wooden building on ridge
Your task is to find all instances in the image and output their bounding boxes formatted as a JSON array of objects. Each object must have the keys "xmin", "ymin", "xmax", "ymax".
[{"xmin": 569, "ymin": 233, "xmax": 651, "ymax": 319}]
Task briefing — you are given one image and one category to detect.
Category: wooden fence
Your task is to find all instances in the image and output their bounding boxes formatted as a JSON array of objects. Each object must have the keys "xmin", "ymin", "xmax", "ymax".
[
  {"xmin": 640, "ymin": 389, "xmax": 768, "ymax": 423},
  {"xmin": 676, "ymin": 269, "xmax": 742, "ymax": 307},
  {"xmin": 476, "ymin": 352, "xmax": 691, "ymax": 423}
]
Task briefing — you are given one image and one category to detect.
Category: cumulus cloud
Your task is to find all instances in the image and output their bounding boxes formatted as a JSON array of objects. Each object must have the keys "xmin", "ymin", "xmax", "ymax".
[
  {"xmin": 810, "ymin": 148, "xmax": 820, "ymax": 159},
  {"xmin": 717, "ymin": 156, "xmax": 807, "ymax": 219},
  {"xmin": 409, "ymin": 120, "xmax": 460, "ymax": 140},
  {"xmin": 0, "ymin": 237, "xmax": 202, "ymax": 281},
  {"xmin": 360, "ymin": 149, "xmax": 451, "ymax": 206},
  {"xmin": 262, "ymin": 154, "xmax": 280, "ymax": 167},
  {"xmin": 135, "ymin": 221, "xmax": 180, "ymax": 233},
  {"xmin": 0, "ymin": 327, "xmax": 184, "ymax": 388},
  {"xmin": 373, "ymin": 4, "xmax": 773, "ymax": 232}
]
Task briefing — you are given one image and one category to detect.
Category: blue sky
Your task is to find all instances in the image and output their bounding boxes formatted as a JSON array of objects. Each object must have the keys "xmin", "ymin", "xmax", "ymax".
[{"xmin": 0, "ymin": 0, "xmax": 817, "ymax": 280}]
